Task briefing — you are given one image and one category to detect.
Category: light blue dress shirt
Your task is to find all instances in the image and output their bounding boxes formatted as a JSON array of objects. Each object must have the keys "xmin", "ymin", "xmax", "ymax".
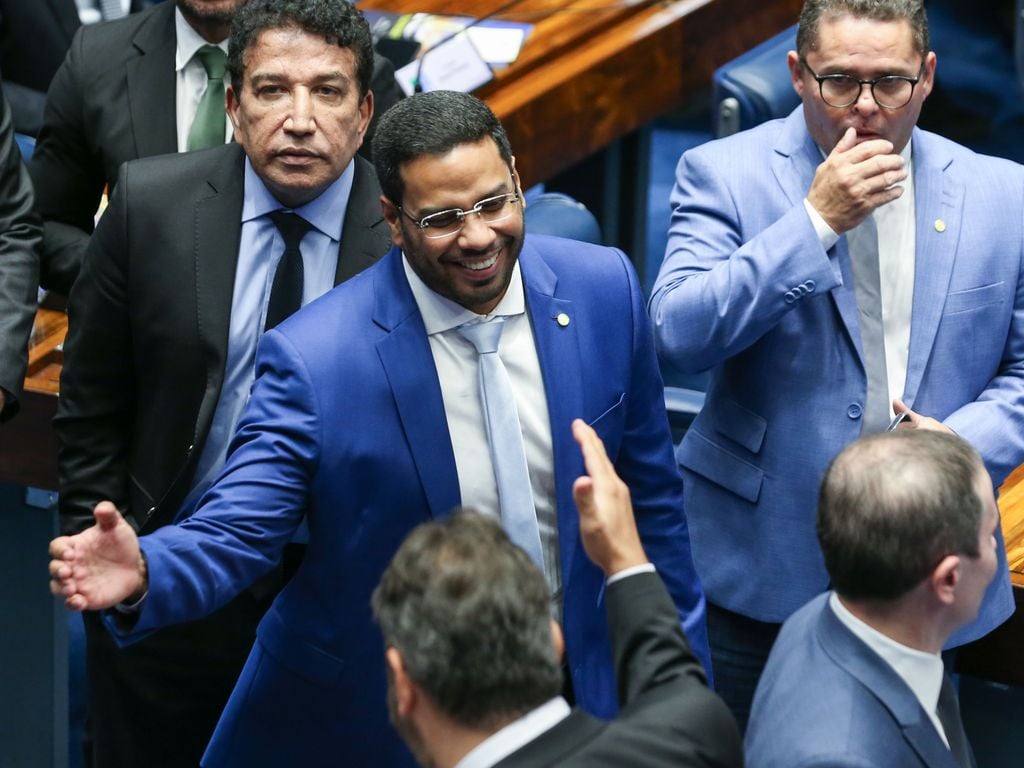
[{"xmin": 175, "ymin": 158, "xmax": 355, "ymax": 521}]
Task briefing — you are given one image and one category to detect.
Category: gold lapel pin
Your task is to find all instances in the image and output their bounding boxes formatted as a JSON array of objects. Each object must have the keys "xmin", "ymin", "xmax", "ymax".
[
  {"xmin": 934, "ymin": 219, "xmax": 946, "ymax": 233},
  {"xmin": 556, "ymin": 313, "xmax": 570, "ymax": 327}
]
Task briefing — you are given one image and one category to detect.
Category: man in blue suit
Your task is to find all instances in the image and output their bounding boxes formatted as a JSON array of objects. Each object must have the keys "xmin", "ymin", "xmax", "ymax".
[
  {"xmin": 650, "ymin": 0, "xmax": 1020, "ymax": 728},
  {"xmin": 746, "ymin": 429, "xmax": 998, "ymax": 767},
  {"xmin": 49, "ymin": 90, "xmax": 708, "ymax": 767}
]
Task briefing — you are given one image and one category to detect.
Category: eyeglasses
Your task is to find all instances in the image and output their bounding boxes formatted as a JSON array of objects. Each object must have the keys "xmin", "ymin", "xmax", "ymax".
[
  {"xmin": 800, "ymin": 59, "xmax": 924, "ymax": 110},
  {"xmin": 398, "ymin": 190, "xmax": 521, "ymax": 240}
]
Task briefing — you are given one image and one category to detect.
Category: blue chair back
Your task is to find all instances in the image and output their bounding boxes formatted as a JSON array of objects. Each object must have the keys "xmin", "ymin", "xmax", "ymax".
[{"xmin": 712, "ymin": 26, "xmax": 800, "ymax": 137}]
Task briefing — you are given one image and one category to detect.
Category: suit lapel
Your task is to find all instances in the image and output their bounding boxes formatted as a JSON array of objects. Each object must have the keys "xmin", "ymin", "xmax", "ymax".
[
  {"xmin": 126, "ymin": 2, "xmax": 178, "ymax": 159},
  {"xmin": 373, "ymin": 248, "xmax": 461, "ymax": 517},
  {"xmin": 333, "ymin": 156, "xmax": 390, "ymax": 285},
  {"xmin": 522, "ymin": 243, "xmax": 584, "ymax": 588},
  {"xmin": 192, "ymin": 145, "xmax": 246, "ymax": 442},
  {"xmin": 902, "ymin": 131, "xmax": 963, "ymax": 405},
  {"xmin": 817, "ymin": 603, "xmax": 961, "ymax": 768},
  {"xmin": 771, "ymin": 109, "xmax": 863, "ymax": 362}
]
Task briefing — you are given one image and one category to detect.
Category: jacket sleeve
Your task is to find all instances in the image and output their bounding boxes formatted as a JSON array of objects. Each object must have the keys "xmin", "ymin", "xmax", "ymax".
[
  {"xmin": 0, "ymin": 82, "xmax": 42, "ymax": 421},
  {"xmin": 54, "ymin": 161, "xmax": 134, "ymax": 533}
]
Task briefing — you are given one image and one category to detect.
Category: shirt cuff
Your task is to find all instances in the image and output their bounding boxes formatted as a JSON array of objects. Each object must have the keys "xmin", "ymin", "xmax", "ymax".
[
  {"xmin": 114, "ymin": 590, "xmax": 148, "ymax": 615},
  {"xmin": 607, "ymin": 563, "xmax": 656, "ymax": 585},
  {"xmin": 803, "ymin": 198, "xmax": 840, "ymax": 251}
]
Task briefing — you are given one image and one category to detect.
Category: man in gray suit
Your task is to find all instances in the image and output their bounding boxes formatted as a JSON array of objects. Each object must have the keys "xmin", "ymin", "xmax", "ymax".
[
  {"xmin": 746, "ymin": 429, "xmax": 998, "ymax": 768},
  {"xmin": 376, "ymin": 420, "xmax": 742, "ymax": 768},
  {"xmin": 53, "ymin": 2, "xmax": 390, "ymax": 765}
]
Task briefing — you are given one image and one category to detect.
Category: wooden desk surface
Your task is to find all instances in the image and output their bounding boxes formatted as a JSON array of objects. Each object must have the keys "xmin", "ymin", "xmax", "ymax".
[{"xmin": 361, "ymin": 0, "xmax": 804, "ymax": 186}]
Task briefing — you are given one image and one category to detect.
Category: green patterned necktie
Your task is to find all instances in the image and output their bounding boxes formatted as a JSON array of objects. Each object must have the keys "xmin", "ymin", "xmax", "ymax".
[{"xmin": 187, "ymin": 45, "xmax": 228, "ymax": 151}]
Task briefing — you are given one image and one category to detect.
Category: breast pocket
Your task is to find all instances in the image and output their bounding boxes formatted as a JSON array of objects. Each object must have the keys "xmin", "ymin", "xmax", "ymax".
[{"xmin": 943, "ymin": 282, "xmax": 1005, "ymax": 316}]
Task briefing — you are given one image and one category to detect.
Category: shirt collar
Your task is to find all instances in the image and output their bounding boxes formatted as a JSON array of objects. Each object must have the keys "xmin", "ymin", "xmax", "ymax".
[
  {"xmin": 829, "ymin": 592, "xmax": 944, "ymax": 717},
  {"xmin": 454, "ymin": 697, "xmax": 571, "ymax": 768},
  {"xmin": 175, "ymin": 8, "xmax": 229, "ymax": 72},
  {"xmin": 241, "ymin": 157, "xmax": 355, "ymax": 242},
  {"xmin": 402, "ymin": 256, "xmax": 526, "ymax": 336}
]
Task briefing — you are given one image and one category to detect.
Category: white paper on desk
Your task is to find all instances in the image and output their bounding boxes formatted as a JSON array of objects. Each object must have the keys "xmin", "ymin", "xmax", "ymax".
[
  {"xmin": 396, "ymin": 33, "xmax": 493, "ymax": 95},
  {"xmin": 466, "ymin": 27, "xmax": 526, "ymax": 66}
]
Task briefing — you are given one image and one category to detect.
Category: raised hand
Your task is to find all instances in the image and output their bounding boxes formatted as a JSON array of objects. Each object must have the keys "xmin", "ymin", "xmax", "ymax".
[
  {"xmin": 807, "ymin": 126, "xmax": 908, "ymax": 234},
  {"xmin": 49, "ymin": 501, "xmax": 148, "ymax": 611},
  {"xmin": 571, "ymin": 419, "xmax": 648, "ymax": 576}
]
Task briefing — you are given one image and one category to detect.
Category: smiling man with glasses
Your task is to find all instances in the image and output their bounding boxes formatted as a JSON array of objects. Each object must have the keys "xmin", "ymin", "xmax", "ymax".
[
  {"xmin": 49, "ymin": 90, "xmax": 711, "ymax": 767},
  {"xmin": 651, "ymin": 0, "xmax": 1023, "ymax": 732}
]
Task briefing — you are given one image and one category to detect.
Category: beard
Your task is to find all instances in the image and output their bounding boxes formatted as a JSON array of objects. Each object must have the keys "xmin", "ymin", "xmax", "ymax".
[{"xmin": 175, "ymin": 0, "xmax": 239, "ymax": 27}]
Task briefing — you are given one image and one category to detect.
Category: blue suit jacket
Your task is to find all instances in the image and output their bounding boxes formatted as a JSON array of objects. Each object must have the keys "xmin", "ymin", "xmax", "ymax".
[
  {"xmin": 650, "ymin": 107, "xmax": 1020, "ymax": 642},
  {"xmin": 116, "ymin": 236, "xmax": 709, "ymax": 767},
  {"xmin": 745, "ymin": 594, "xmax": 964, "ymax": 768}
]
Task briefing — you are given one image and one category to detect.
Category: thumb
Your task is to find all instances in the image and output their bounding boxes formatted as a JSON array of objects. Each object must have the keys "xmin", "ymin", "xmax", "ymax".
[
  {"xmin": 892, "ymin": 398, "xmax": 910, "ymax": 415},
  {"xmin": 93, "ymin": 501, "xmax": 123, "ymax": 532},
  {"xmin": 835, "ymin": 126, "xmax": 858, "ymax": 153},
  {"xmin": 572, "ymin": 476, "xmax": 595, "ymax": 517}
]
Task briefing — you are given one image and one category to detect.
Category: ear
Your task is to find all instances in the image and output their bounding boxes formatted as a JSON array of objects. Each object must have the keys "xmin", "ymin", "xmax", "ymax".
[
  {"xmin": 550, "ymin": 619, "xmax": 564, "ymax": 664},
  {"xmin": 386, "ymin": 647, "xmax": 417, "ymax": 717},
  {"xmin": 930, "ymin": 554, "xmax": 960, "ymax": 607},
  {"xmin": 510, "ymin": 156, "xmax": 524, "ymax": 208},
  {"xmin": 357, "ymin": 90, "xmax": 374, "ymax": 145},
  {"xmin": 380, "ymin": 195, "xmax": 405, "ymax": 248},
  {"xmin": 787, "ymin": 50, "xmax": 805, "ymax": 98},
  {"xmin": 226, "ymin": 84, "xmax": 242, "ymax": 132},
  {"xmin": 918, "ymin": 51, "xmax": 937, "ymax": 100}
]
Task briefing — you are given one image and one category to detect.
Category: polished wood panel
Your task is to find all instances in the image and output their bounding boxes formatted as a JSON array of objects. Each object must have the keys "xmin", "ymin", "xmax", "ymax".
[
  {"xmin": 0, "ymin": 309, "xmax": 65, "ymax": 490},
  {"xmin": 361, "ymin": 0, "xmax": 804, "ymax": 185}
]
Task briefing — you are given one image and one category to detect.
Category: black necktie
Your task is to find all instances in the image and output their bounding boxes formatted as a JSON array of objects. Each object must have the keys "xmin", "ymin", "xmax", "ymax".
[
  {"xmin": 265, "ymin": 212, "xmax": 313, "ymax": 332},
  {"xmin": 936, "ymin": 673, "xmax": 975, "ymax": 768}
]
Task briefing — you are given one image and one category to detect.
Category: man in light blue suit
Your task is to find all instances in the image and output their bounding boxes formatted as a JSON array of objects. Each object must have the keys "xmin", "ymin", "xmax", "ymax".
[
  {"xmin": 746, "ymin": 429, "xmax": 998, "ymax": 767},
  {"xmin": 49, "ymin": 91, "xmax": 708, "ymax": 767},
  {"xmin": 651, "ymin": 0, "xmax": 1020, "ymax": 729}
]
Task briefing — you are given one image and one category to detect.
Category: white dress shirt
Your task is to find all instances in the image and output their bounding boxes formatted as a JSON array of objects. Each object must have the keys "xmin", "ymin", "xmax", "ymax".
[
  {"xmin": 175, "ymin": 9, "xmax": 232, "ymax": 152},
  {"xmin": 829, "ymin": 592, "xmax": 948, "ymax": 746},
  {"xmin": 454, "ymin": 697, "xmax": 571, "ymax": 768},
  {"xmin": 402, "ymin": 258, "xmax": 561, "ymax": 606},
  {"xmin": 804, "ymin": 141, "xmax": 916, "ymax": 420}
]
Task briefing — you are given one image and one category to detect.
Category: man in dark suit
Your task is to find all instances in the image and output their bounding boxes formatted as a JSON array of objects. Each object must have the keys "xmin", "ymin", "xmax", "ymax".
[
  {"xmin": 28, "ymin": 0, "xmax": 401, "ymax": 294},
  {"xmin": 49, "ymin": 90, "xmax": 708, "ymax": 767},
  {"xmin": 52, "ymin": 2, "xmax": 391, "ymax": 765},
  {"xmin": 0, "ymin": 79, "xmax": 42, "ymax": 421},
  {"xmin": 746, "ymin": 429, "xmax": 998, "ymax": 767},
  {"xmin": 377, "ymin": 420, "xmax": 742, "ymax": 768}
]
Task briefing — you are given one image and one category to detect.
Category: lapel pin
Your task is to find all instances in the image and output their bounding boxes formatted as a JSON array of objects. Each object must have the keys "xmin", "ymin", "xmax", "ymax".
[
  {"xmin": 934, "ymin": 219, "xmax": 946, "ymax": 233},
  {"xmin": 556, "ymin": 313, "xmax": 570, "ymax": 327}
]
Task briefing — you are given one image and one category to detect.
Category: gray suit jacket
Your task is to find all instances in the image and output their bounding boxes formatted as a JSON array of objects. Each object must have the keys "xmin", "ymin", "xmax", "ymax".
[
  {"xmin": 55, "ymin": 143, "xmax": 390, "ymax": 534},
  {"xmin": 29, "ymin": 0, "xmax": 400, "ymax": 294},
  {"xmin": 0, "ymin": 83, "xmax": 42, "ymax": 420}
]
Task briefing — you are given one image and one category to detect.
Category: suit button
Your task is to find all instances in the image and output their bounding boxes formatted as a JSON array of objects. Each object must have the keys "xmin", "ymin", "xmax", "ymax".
[
  {"xmin": 784, "ymin": 291, "xmax": 796, "ymax": 304},
  {"xmin": 146, "ymin": 506, "xmax": 156, "ymax": 518},
  {"xmin": 804, "ymin": 280, "xmax": 815, "ymax": 292},
  {"xmin": 847, "ymin": 404, "xmax": 862, "ymax": 419}
]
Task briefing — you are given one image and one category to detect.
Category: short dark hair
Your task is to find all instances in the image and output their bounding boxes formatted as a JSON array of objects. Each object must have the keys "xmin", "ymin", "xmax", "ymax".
[
  {"xmin": 796, "ymin": 0, "xmax": 929, "ymax": 58},
  {"xmin": 817, "ymin": 430, "xmax": 985, "ymax": 602},
  {"xmin": 226, "ymin": 0, "xmax": 374, "ymax": 98},
  {"xmin": 372, "ymin": 510, "xmax": 561, "ymax": 730},
  {"xmin": 372, "ymin": 90, "xmax": 514, "ymax": 205}
]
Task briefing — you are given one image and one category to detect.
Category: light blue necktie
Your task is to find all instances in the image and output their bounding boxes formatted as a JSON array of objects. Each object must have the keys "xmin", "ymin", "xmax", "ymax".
[
  {"xmin": 457, "ymin": 318, "xmax": 544, "ymax": 570},
  {"xmin": 848, "ymin": 214, "xmax": 890, "ymax": 435}
]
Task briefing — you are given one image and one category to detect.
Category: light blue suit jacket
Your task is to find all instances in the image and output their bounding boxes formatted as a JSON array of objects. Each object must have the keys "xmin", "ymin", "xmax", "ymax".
[
  {"xmin": 745, "ymin": 594, "xmax": 965, "ymax": 768},
  {"xmin": 114, "ymin": 236, "xmax": 709, "ymax": 767},
  {"xmin": 650, "ymin": 107, "xmax": 1020, "ymax": 642}
]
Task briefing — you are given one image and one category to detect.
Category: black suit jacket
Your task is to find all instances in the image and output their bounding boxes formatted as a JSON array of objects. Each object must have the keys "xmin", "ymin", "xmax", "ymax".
[
  {"xmin": 0, "ymin": 82, "xmax": 42, "ymax": 421},
  {"xmin": 0, "ymin": 0, "xmax": 158, "ymax": 136},
  {"xmin": 29, "ymin": 0, "xmax": 401, "ymax": 294},
  {"xmin": 496, "ymin": 572, "xmax": 742, "ymax": 768},
  {"xmin": 54, "ymin": 143, "xmax": 390, "ymax": 534}
]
